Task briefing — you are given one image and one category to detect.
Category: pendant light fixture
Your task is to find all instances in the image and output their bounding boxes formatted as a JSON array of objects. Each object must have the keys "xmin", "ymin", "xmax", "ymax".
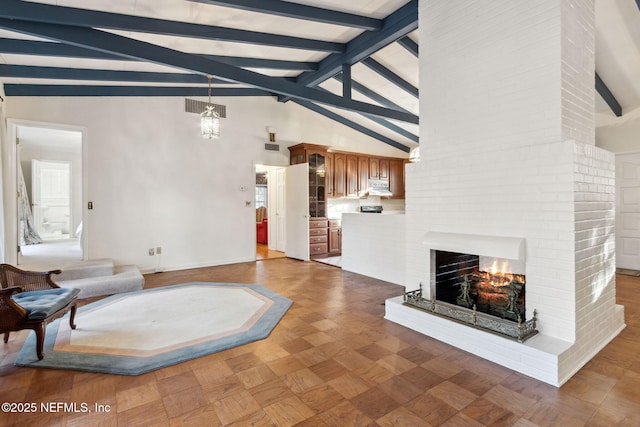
[{"xmin": 201, "ymin": 74, "xmax": 220, "ymax": 139}]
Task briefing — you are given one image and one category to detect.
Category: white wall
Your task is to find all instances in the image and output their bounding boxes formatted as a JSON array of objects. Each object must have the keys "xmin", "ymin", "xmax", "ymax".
[
  {"xmin": 596, "ymin": 107, "xmax": 640, "ymax": 153},
  {"xmin": 3, "ymin": 95, "xmax": 406, "ymax": 271}
]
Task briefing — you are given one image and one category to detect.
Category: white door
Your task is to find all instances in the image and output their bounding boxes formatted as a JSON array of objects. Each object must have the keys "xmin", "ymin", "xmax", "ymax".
[
  {"xmin": 274, "ymin": 167, "xmax": 286, "ymax": 252},
  {"xmin": 285, "ymin": 163, "xmax": 310, "ymax": 261},
  {"xmin": 32, "ymin": 160, "xmax": 72, "ymax": 241},
  {"xmin": 616, "ymin": 153, "xmax": 640, "ymax": 269}
]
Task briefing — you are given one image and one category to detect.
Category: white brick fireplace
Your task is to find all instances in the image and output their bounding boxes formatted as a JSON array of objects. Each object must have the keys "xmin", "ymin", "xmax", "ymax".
[{"xmin": 385, "ymin": 0, "xmax": 625, "ymax": 386}]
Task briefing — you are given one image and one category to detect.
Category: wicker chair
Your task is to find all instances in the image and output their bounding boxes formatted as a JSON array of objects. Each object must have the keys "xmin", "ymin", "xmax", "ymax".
[{"xmin": 0, "ymin": 264, "xmax": 79, "ymax": 360}]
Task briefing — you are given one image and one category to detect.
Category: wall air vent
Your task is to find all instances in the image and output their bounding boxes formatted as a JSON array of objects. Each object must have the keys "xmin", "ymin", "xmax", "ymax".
[
  {"xmin": 264, "ymin": 143, "xmax": 280, "ymax": 152},
  {"xmin": 184, "ymin": 99, "xmax": 227, "ymax": 118}
]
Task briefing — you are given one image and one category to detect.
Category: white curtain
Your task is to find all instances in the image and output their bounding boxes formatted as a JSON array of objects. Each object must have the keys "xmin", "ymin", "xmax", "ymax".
[{"xmin": 18, "ymin": 163, "xmax": 42, "ymax": 246}]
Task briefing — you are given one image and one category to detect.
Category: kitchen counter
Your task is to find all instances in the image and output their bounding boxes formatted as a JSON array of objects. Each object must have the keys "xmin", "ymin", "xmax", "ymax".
[{"xmin": 340, "ymin": 212, "xmax": 406, "ymax": 286}]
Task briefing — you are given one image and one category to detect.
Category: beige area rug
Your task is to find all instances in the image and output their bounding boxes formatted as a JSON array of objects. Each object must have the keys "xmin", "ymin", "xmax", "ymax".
[{"xmin": 15, "ymin": 282, "xmax": 292, "ymax": 375}]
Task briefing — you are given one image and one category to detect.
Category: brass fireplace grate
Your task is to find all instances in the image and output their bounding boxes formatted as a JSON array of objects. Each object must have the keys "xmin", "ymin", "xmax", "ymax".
[{"xmin": 403, "ymin": 285, "xmax": 538, "ymax": 342}]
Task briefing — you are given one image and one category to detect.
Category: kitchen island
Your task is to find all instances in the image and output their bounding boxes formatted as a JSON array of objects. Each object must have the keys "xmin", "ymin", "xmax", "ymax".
[{"xmin": 341, "ymin": 211, "xmax": 406, "ymax": 286}]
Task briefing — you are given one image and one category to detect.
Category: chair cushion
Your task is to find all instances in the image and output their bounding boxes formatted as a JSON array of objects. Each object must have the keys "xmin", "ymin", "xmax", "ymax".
[{"xmin": 12, "ymin": 288, "xmax": 80, "ymax": 320}]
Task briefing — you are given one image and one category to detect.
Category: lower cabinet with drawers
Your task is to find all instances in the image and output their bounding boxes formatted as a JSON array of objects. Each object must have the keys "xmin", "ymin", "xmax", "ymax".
[
  {"xmin": 309, "ymin": 218, "xmax": 328, "ymax": 258},
  {"xmin": 309, "ymin": 218, "xmax": 341, "ymax": 258}
]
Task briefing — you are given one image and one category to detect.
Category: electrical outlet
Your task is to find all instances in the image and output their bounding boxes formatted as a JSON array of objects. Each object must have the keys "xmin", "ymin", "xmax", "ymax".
[
  {"xmin": 149, "ymin": 248, "xmax": 155, "ymax": 256},
  {"xmin": 156, "ymin": 246, "xmax": 162, "ymax": 255}
]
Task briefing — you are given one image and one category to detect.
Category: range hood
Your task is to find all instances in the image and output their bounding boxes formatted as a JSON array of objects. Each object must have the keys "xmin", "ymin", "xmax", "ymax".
[{"xmin": 364, "ymin": 179, "xmax": 393, "ymax": 196}]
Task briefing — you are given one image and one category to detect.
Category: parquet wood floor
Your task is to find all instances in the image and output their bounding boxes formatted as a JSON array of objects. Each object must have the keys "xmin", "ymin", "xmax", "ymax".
[{"xmin": 1, "ymin": 258, "xmax": 639, "ymax": 426}]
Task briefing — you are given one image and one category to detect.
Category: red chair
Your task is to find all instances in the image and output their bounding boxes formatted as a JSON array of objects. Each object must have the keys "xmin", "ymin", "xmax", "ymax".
[{"xmin": 256, "ymin": 218, "xmax": 268, "ymax": 244}]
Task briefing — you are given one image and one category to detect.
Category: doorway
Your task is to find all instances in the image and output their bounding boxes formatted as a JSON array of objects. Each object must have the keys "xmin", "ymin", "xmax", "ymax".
[
  {"xmin": 14, "ymin": 123, "xmax": 84, "ymax": 265},
  {"xmin": 255, "ymin": 165, "xmax": 286, "ymax": 260}
]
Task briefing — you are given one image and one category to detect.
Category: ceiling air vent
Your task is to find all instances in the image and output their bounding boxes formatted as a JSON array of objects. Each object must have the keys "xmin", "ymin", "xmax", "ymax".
[
  {"xmin": 184, "ymin": 99, "xmax": 226, "ymax": 118},
  {"xmin": 264, "ymin": 143, "xmax": 280, "ymax": 152}
]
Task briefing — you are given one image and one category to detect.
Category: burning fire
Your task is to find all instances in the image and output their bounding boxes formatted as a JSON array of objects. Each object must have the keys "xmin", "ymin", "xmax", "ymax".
[{"xmin": 479, "ymin": 259, "xmax": 524, "ymax": 287}]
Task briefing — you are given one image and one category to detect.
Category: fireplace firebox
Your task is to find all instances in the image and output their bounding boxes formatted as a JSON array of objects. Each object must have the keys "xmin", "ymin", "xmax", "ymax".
[
  {"xmin": 404, "ymin": 247, "xmax": 537, "ymax": 342},
  {"xmin": 435, "ymin": 251, "xmax": 526, "ymax": 322}
]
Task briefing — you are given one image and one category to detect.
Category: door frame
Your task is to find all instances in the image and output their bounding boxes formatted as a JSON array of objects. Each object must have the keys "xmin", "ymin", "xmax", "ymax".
[
  {"xmin": 254, "ymin": 163, "xmax": 287, "ymax": 259},
  {"xmin": 5, "ymin": 119, "xmax": 88, "ymax": 264}
]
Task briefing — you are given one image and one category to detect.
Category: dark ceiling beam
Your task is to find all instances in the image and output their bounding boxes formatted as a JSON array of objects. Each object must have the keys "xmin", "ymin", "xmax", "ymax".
[
  {"xmin": 3, "ymin": 84, "xmax": 271, "ymax": 97},
  {"xmin": 362, "ymin": 57, "xmax": 418, "ymax": 98},
  {"xmin": 1, "ymin": 61, "xmax": 417, "ymax": 142},
  {"xmin": 362, "ymin": 115, "xmax": 418, "ymax": 143},
  {"xmin": 0, "ymin": 39, "xmax": 320, "ymax": 71},
  {"xmin": 342, "ymin": 64, "xmax": 352, "ymax": 100},
  {"xmin": 0, "ymin": 19, "xmax": 418, "ymax": 124},
  {"xmin": 332, "ymin": 74, "xmax": 412, "ymax": 114},
  {"xmin": 0, "ymin": 0, "xmax": 343, "ymax": 53},
  {"xmin": 206, "ymin": 55, "xmax": 317, "ymax": 71},
  {"xmin": 188, "ymin": 0, "xmax": 382, "ymax": 31},
  {"xmin": 595, "ymin": 72, "xmax": 622, "ymax": 117},
  {"xmin": 293, "ymin": 99, "xmax": 411, "ymax": 153},
  {"xmin": 397, "ymin": 36, "xmax": 418, "ymax": 57},
  {"xmin": 315, "ymin": 84, "xmax": 417, "ymax": 143},
  {"xmin": 279, "ymin": 0, "xmax": 418, "ymax": 102},
  {"xmin": 0, "ymin": 64, "xmax": 231, "ymax": 84},
  {"xmin": 0, "ymin": 39, "xmax": 123, "ymax": 60}
]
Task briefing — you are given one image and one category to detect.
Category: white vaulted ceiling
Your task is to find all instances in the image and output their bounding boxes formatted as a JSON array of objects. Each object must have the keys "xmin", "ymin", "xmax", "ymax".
[{"xmin": 0, "ymin": 1, "xmax": 635, "ymax": 153}]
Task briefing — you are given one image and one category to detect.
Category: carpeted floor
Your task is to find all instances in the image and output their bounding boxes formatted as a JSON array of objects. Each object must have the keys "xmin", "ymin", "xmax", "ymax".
[{"xmin": 15, "ymin": 282, "xmax": 292, "ymax": 375}]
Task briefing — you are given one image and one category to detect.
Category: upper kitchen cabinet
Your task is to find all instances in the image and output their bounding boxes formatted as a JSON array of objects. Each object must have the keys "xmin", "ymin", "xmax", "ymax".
[
  {"xmin": 289, "ymin": 143, "xmax": 330, "ymax": 165},
  {"xmin": 289, "ymin": 143, "xmax": 329, "ymax": 218},
  {"xmin": 346, "ymin": 155, "xmax": 358, "ymax": 197},
  {"xmin": 379, "ymin": 159, "xmax": 390, "ymax": 181},
  {"xmin": 358, "ymin": 156, "xmax": 370, "ymax": 196},
  {"xmin": 333, "ymin": 152, "xmax": 346, "ymax": 198},
  {"xmin": 308, "ymin": 152, "xmax": 326, "ymax": 218},
  {"xmin": 289, "ymin": 143, "xmax": 407, "ymax": 200}
]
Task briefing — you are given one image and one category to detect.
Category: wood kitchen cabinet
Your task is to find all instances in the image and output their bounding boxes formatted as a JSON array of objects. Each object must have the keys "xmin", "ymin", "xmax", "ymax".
[
  {"xmin": 379, "ymin": 158, "xmax": 390, "ymax": 181},
  {"xmin": 346, "ymin": 155, "xmax": 358, "ymax": 197},
  {"xmin": 325, "ymin": 153, "xmax": 334, "ymax": 198},
  {"xmin": 289, "ymin": 143, "xmax": 407, "ymax": 201},
  {"xmin": 333, "ymin": 152, "xmax": 346, "ymax": 198},
  {"xmin": 309, "ymin": 218, "xmax": 328, "ymax": 258},
  {"xmin": 358, "ymin": 156, "xmax": 369, "ymax": 196},
  {"xmin": 328, "ymin": 219, "xmax": 341, "ymax": 255},
  {"xmin": 369, "ymin": 158, "xmax": 380, "ymax": 179},
  {"xmin": 307, "ymin": 152, "xmax": 326, "ymax": 218},
  {"xmin": 289, "ymin": 143, "xmax": 329, "ymax": 165},
  {"xmin": 288, "ymin": 143, "xmax": 329, "ymax": 217}
]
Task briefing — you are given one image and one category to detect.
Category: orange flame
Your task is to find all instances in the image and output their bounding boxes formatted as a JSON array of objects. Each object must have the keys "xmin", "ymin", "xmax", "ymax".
[{"xmin": 480, "ymin": 259, "xmax": 520, "ymax": 287}]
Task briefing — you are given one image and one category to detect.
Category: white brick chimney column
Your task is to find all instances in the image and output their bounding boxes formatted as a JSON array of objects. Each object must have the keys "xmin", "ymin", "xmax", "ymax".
[{"xmin": 394, "ymin": 0, "xmax": 625, "ymax": 385}]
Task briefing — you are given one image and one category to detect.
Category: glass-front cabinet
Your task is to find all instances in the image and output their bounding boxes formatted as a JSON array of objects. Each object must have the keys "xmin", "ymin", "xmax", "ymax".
[
  {"xmin": 288, "ymin": 143, "xmax": 330, "ymax": 218},
  {"xmin": 308, "ymin": 152, "xmax": 326, "ymax": 218},
  {"xmin": 289, "ymin": 143, "xmax": 331, "ymax": 258}
]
